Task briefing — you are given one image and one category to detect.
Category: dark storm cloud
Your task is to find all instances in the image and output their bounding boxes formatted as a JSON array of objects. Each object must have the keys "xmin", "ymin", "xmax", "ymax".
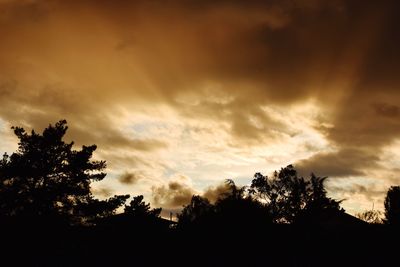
[
  {"xmin": 372, "ymin": 103, "xmax": 400, "ymax": 118},
  {"xmin": 118, "ymin": 172, "xmax": 142, "ymax": 185},
  {"xmin": 297, "ymin": 148, "xmax": 381, "ymax": 178},
  {"xmin": 0, "ymin": 79, "xmax": 167, "ymax": 154}
]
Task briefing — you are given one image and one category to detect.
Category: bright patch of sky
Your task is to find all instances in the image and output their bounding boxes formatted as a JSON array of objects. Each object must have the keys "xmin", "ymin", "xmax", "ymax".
[
  {"xmin": 99, "ymin": 101, "xmax": 335, "ymax": 201},
  {"xmin": 0, "ymin": 118, "xmax": 17, "ymax": 154}
]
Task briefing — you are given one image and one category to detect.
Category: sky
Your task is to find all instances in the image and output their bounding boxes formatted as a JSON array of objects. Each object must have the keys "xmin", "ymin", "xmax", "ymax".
[{"xmin": 0, "ymin": 0, "xmax": 400, "ymax": 216}]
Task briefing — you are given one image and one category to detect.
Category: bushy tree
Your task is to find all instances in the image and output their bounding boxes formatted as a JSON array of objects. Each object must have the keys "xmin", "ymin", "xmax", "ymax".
[
  {"xmin": 177, "ymin": 195, "xmax": 214, "ymax": 226},
  {"xmin": 214, "ymin": 179, "xmax": 271, "ymax": 227},
  {"xmin": 124, "ymin": 195, "xmax": 161, "ymax": 218},
  {"xmin": 178, "ymin": 180, "xmax": 271, "ymax": 229},
  {"xmin": 384, "ymin": 186, "xmax": 400, "ymax": 225},
  {"xmin": 0, "ymin": 120, "xmax": 129, "ymax": 224},
  {"xmin": 249, "ymin": 165, "xmax": 342, "ymax": 223}
]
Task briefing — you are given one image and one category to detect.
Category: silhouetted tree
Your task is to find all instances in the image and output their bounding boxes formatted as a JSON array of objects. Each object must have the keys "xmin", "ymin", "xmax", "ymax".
[
  {"xmin": 79, "ymin": 194, "xmax": 130, "ymax": 223},
  {"xmin": 124, "ymin": 195, "xmax": 161, "ymax": 218},
  {"xmin": 177, "ymin": 180, "xmax": 271, "ymax": 231},
  {"xmin": 219, "ymin": 179, "xmax": 247, "ymax": 200},
  {"xmin": 177, "ymin": 195, "xmax": 214, "ymax": 227},
  {"xmin": 249, "ymin": 165, "xmax": 342, "ymax": 223},
  {"xmin": 0, "ymin": 120, "xmax": 129, "ymax": 224},
  {"xmin": 214, "ymin": 179, "xmax": 271, "ymax": 228},
  {"xmin": 384, "ymin": 186, "xmax": 400, "ymax": 225}
]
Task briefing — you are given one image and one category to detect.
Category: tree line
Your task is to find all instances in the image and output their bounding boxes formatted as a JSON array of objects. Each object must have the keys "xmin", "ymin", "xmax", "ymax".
[
  {"xmin": 2, "ymin": 120, "xmax": 400, "ymax": 266},
  {"xmin": 1, "ymin": 120, "xmax": 398, "ymax": 226}
]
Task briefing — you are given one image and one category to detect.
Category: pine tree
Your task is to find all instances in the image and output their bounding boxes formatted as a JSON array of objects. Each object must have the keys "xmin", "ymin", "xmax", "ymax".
[{"xmin": 0, "ymin": 120, "xmax": 129, "ymax": 224}]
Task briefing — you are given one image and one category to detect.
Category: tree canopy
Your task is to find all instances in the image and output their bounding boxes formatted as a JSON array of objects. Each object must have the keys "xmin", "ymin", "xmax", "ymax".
[
  {"xmin": 0, "ymin": 120, "xmax": 129, "ymax": 224},
  {"xmin": 124, "ymin": 195, "xmax": 161, "ymax": 218},
  {"xmin": 0, "ymin": 120, "xmax": 397, "ymax": 267},
  {"xmin": 249, "ymin": 165, "xmax": 342, "ymax": 223},
  {"xmin": 384, "ymin": 186, "xmax": 400, "ymax": 225},
  {"xmin": 178, "ymin": 179, "xmax": 272, "ymax": 230},
  {"xmin": 177, "ymin": 195, "xmax": 214, "ymax": 227}
]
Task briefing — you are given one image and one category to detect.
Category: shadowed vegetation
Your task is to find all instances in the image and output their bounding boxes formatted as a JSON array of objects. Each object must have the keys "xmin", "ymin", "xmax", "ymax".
[
  {"xmin": 249, "ymin": 166, "xmax": 343, "ymax": 224},
  {"xmin": 0, "ymin": 120, "xmax": 130, "ymax": 225},
  {"xmin": 0, "ymin": 120, "xmax": 399, "ymax": 267},
  {"xmin": 384, "ymin": 186, "xmax": 400, "ymax": 225}
]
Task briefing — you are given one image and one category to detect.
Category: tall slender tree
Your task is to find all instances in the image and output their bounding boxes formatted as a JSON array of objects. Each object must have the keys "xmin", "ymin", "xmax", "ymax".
[{"xmin": 384, "ymin": 186, "xmax": 400, "ymax": 225}]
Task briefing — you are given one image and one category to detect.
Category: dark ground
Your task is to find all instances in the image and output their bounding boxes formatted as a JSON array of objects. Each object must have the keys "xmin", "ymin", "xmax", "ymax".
[{"xmin": 1, "ymin": 217, "xmax": 398, "ymax": 267}]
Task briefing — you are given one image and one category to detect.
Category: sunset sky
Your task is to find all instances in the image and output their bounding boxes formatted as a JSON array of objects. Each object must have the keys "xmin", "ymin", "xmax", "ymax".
[{"xmin": 1, "ymin": 0, "xmax": 399, "ymax": 216}]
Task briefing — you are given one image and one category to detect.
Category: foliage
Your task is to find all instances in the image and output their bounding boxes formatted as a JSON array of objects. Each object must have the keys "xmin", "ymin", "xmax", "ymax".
[
  {"xmin": 177, "ymin": 195, "xmax": 214, "ymax": 226},
  {"xmin": 124, "ymin": 195, "xmax": 161, "ymax": 218},
  {"xmin": 214, "ymin": 179, "xmax": 271, "ymax": 227},
  {"xmin": 249, "ymin": 165, "xmax": 342, "ymax": 223},
  {"xmin": 384, "ymin": 186, "xmax": 400, "ymax": 225},
  {"xmin": 178, "ymin": 179, "xmax": 271, "ymax": 228},
  {"xmin": 0, "ymin": 120, "xmax": 129, "ymax": 224}
]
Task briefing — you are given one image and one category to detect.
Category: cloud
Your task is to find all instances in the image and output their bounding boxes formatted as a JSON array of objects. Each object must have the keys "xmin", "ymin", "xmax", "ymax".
[
  {"xmin": 296, "ymin": 148, "xmax": 381, "ymax": 178},
  {"xmin": 152, "ymin": 175, "xmax": 196, "ymax": 209},
  {"xmin": 152, "ymin": 178, "xmax": 246, "ymax": 211},
  {"xmin": 91, "ymin": 186, "xmax": 114, "ymax": 198},
  {"xmin": 118, "ymin": 172, "xmax": 142, "ymax": 185},
  {"xmin": 330, "ymin": 183, "xmax": 386, "ymax": 201},
  {"xmin": 0, "ymin": 0, "xmax": 398, "ymax": 149},
  {"xmin": 372, "ymin": 102, "xmax": 400, "ymax": 118},
  {"xmin": 326, "ymin": 177, "xmax": 390, "ymax": 215},
  {"xmin": 203, "ymin": 183, "xmax": 232, "ymax": 203}
]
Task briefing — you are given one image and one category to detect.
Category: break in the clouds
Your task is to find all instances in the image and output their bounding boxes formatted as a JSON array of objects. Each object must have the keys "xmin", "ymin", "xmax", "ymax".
[{"xmin": 1, "ymin": 0, "xmax": 400, "ymax": 214}]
